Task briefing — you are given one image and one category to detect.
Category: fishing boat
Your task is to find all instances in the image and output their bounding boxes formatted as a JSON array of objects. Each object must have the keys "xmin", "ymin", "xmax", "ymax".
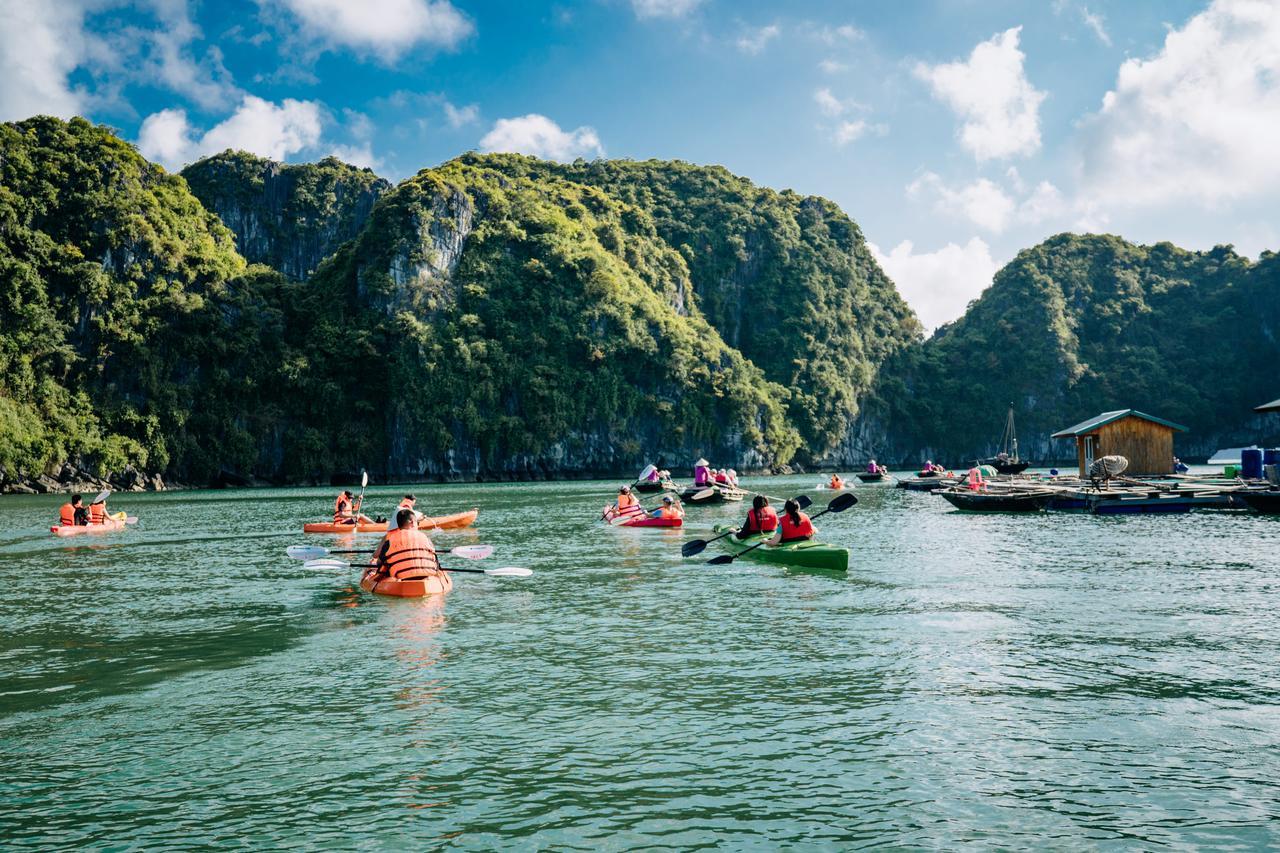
[
  {"xmin": 679, "ymin": 485, "xmax": 746, "ymax": 504},
  {"xmin": 978, "ymin": 404, "xmax": 1032, "ymax": 475},
  {"xmin": 856, "ymin": 472, "xmax": 889, "ymax": 483},
  {"xmin": 939, "ymin": 487, "xmax": 1051, "ymax": 512},
  {"xmin": 897, "ymin": 477, "xmax": 955, "ymax": 492}
]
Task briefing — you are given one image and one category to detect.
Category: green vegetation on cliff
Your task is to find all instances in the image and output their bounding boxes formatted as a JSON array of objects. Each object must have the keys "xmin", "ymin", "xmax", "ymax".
[
  {"xmin": 463, "ymin": 154, "xmax": 922, "ymax": 460},
  {"xmin": 869, "ymin": 234, "xmax": 1280, "ymax": 462}
]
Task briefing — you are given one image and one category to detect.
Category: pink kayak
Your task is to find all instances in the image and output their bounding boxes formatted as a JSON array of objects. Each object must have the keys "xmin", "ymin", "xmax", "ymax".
[
  {"xmin": 51, "ymin": 520, "xmax": 128, "ymax": 536},
  {"xmin": 617, "ymin": 515, "xmax": 683, "ymax": 528}
]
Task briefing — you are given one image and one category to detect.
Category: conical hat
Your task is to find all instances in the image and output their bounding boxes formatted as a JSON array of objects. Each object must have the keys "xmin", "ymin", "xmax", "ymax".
[{"xmin": 694, "ymin": 458, "xmax": 709, "ymax": 467}]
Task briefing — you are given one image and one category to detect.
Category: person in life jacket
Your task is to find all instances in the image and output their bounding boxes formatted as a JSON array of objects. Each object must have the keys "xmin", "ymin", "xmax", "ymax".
[
  {"xmin": 829, "ymin": 474, "xmax": 845, "ymax": 490},
  {"xmin": 714, "ymin": 469, "xmax": 729, "ymax": 485},
  {"xmin": 769, "ymin": 498, "xmax": 816, "ymax": 545},
  {"xmin": 736, "ymin": 495, "xmax": 779, "ymax": 539},
  {"xmin": 606, "ymin": 485, "xmax": 642, "ymax": 521},
  {"xmin": 395, "ymin": 494, "xmax": 423, "ymax": 525},
  {"xmin": 88, "ymin": 496, "xmax": 110, "ymax": 525},
  {"xmin": 966, "ymin": 467, "xmax": 986, "ymax": 492},
  {"xmin": 650, "ymin": 495, "xmax": 684, "ymax": 519},
  {"xmin": 58, "ymin": 494, "xmax": 88, "ymax": 527},
  {"xmin": 725, "ymin": 469, "xmax": 739, "ymax": 488},
  {"xmin": 333, "ymin": 490, "xmax": 376, "ymax": 525},
  {"xmin": 364, "ymin": 509, "xmax": 450, "ymax": 593}
]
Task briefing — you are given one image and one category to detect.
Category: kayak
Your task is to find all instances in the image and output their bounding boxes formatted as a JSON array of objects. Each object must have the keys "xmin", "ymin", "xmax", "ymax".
[
  {"xmin": 360, "ymin": 568, "xmax": 453, "ymax": 597},
  {"xmin": 712, "ymin": 525, "xmax": 849, "ymax": 572},
  {"xmin": 616, "ymin": 514, "xmax": 683, "ymax": 528},
  {"xmin": 680, "ymin": 486, "xmax": 746, "ymax": 504},
  {"xmin": 303, "ymin": 508, "xmax": 479, "ymax": 534},
  {"xmin": 51, "ymin": 520, "xmax": 127, "ymax": 536}
]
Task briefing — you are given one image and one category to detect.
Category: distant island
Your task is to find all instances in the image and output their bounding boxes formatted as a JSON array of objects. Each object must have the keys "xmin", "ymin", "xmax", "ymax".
[{"xmin": 1, "ymin": 116, "xmax": 1277, "ymax": 493}]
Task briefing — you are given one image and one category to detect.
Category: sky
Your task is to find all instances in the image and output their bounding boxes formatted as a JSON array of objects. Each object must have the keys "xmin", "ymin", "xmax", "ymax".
[{"xmin": 2, "ymin": 0, "xmax": 1279, "ymax": 331}]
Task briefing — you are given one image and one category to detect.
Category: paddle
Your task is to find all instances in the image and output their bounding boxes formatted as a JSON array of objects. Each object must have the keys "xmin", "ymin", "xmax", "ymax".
[
  {"xmin": 302, "ymin": 558, "xmax": 532, "ymax": 577},
  {"xmin": 680, "ymin": 494, "xmax": 813, "ymax": 557},
  {"xmin": 705, "ymin": 492, "xmax": 857, "ymax": 565},
  {"xmin": 354, "ymin": 469, "xmax": 369, "ymax": 522},
  {"xmin": 286, "ymin": 544, "xmax": 493, "ymax": 561}
]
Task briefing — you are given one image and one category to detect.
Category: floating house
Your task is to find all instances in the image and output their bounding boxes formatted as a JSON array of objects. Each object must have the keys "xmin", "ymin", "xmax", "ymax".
[{"xmin": 1051, "ymin": 409, "xmax": 1188, "ymax": 477}]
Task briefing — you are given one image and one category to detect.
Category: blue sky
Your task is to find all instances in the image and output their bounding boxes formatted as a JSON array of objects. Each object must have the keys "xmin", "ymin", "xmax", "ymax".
[{"xmin": 2, "ymin": 0, "xmax": 1277, "ymax": 329}]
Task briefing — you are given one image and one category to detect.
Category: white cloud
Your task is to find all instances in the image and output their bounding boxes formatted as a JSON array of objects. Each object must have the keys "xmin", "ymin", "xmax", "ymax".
[
  {"xmin": 272, "ymin": 0, "xmax": 472, "ymax": 60},
  {"xmin": 1081, "ymin": 7, "xmax": 1111, "ymax": 46},
  {"xmin": 819, "ymin": 59, "xmax": 849, "ymax": 74},
  {"xmin": 834, "ymin": 120, "xmax": 868, "ymax": 145},
  {"xmin": 330, "ymin": 142, "xmax": 379, "ymax": 170},
  {"xmin": 1078, "ymin": 0, "xmax": 1280, "ymax": 208},
  {"xmin": 1020, "ymin": 180, "xmax": 1067, "ymax": 223},
  {"xmin": 479, "ymin": 114, "xmax": 604, "ymax": 161},
  {"xmin": 914, "ymin": 27, "xmax": 1045, "ymax": 161},
  {"xmin": 737, "ymin": 24, "xmax": 779, "ymax": 55},
  {"xmin": 908, "ymin": 172, "xmax": 1016, "ymax": 233},
  {"xmin": 808, "ymin": 23, "xmax": 863, "ymax": 44},
  {"xmin": 139, "ymin": 95, "xmax": 323, "ymax": 170},
  {"xmin": 443, "ymin": 101, "xmax": 479, "ymax": 128},
  {"xmin": 813, "ymin": 87, "xmax": 845, "ymax": 117},
  {"xmin": 138, "ymin": 0, "xmax": 240, "ymax": 109},
  {"xmin": 630, "ymin": 0, "xmax": 702, "ymax": 19},
  {"xmin": 871, "ymin": 238, "xmax": 1000, "ymax": 331},
  {"xmin": 0, "ymin": 0, "xmax": 87, "ymax": 120}
]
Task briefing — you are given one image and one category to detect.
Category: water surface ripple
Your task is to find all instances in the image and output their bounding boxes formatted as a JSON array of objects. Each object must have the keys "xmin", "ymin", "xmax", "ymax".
[{"xmin": 2, "ymin": 476, "xmax": 1278, "ymax": 847}]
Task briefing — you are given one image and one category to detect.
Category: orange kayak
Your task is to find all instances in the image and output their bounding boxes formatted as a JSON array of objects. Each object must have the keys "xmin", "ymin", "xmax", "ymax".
[
  {"xmin": 360, "ymin": 568, "xmax": 453, "ymax": 597},
  {"xmin": 51, "ymin": 521, "xmax": 125, "ymax": 537},
  {"xmin": 303, "ymin": 508, "xmax": 479, "ymax": 534}
]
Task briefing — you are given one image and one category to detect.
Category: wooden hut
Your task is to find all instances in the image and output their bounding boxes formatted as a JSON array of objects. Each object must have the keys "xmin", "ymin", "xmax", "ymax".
[{"xmin": 1051, "ymin": 409, "xmax": 1188, "ymax": 477}]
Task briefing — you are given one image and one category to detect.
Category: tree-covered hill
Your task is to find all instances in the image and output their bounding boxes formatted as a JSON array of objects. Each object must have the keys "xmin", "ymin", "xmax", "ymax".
[
  {"xmin": 462, "ymin": 154, "xmax": 923, "ymax": 462},
  {"xmin": 861, "ymin": 234, "xmax": 1280, "ymax": 464},
  {"xmin": 181, "ymin": 151, "xmax": 390, "ymax": 280}
]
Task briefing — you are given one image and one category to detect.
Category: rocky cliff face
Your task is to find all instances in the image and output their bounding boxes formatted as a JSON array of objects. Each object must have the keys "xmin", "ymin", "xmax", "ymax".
[{"xmin": 182, "ymin": 151, "xmax": 391, "ymax": 280}]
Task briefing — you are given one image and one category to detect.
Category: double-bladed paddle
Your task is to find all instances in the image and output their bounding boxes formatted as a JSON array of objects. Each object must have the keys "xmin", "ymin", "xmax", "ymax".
[
  {"xmin": 286, "ymin": 544, "xmax": 493, "ymax": 561},
  {"xmin": 302, "ymin": 557, "xmax": 532, "ymax": 577},
  {"xmin": 705, "ymin": 492, "xmax": 857, "ymax": 565},
  {"xmin": 680, "ymin": 494, "xmax": 812, "ymax": 557}
]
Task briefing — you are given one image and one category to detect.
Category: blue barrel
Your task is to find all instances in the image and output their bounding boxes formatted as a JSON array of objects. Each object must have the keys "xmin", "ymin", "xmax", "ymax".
[
  {"xmin": 1242, "ymin": 448, "xmax": 1264, "ymax": 479},
  {"xmin": 1265, "ymin": 448, "xmax": 1280, "ymax": 466}
]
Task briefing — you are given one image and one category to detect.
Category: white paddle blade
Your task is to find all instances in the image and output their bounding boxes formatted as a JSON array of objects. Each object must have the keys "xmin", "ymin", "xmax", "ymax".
[
  {"xmin": 486, "ymin": 566, "xmax": 533, "ymax": 577},
  {"xmin": 638, "ymin": 464, "xmax": 656, "ymax": 481},
  {"xmin": 303, "ymin": 558, "xmax": 351, "ymax": 570},
  {"xmin": 287, "ymin": 545, "xmax": 329, "ymax": 560},
  {"xmin": 93, "ymin": 489, "xmax": 111, "ymax": 504},
  {"xmin": 361, "ymin": 470, "xmax": 369, "ymax": 487},
  {"xmin": 124, "ymin": 516, "xmax": 139, "ymax": 525},
  {"xmin": 449, "ymin": 545, "xmax": 493, "ymax": 560}
]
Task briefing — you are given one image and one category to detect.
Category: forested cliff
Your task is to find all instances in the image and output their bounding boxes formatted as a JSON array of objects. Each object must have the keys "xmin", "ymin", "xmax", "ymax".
[{"xmin": 1, "ymin": 116, "xmax": 1277, "ymax": 491}]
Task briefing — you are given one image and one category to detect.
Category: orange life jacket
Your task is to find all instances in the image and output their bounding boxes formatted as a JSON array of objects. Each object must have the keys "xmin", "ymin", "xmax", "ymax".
[
  {"xmin": 830, "ymin": 476, "xmax": 843, "ymax": 489},
  {"xmin": 378, "ymin": 527, "xmax": 440, "ymax": 580},
  {"xmin": 59, "ymin": 503, "xmax": 76, "ymax": 526},
  {"xmin": 89, "ymin": 503, "xmax": 107, "ymax": 524},
  {"xmin": 617, "ymin": 492, "xmax": 638, "ymax": 510},
  {"xmin": 742, "ymin": 506, "xmax": 779, "ymax": 533},
  {"xmin": 779, "ymin": 512, "xmax": 815, "ymax": 542},
  {"xmin": 334, "ymin": 494, "xmax": 354, "ymax": 523},
  {"xmin": 658, "ymin": 504, "xmax": 682, "ymax": 519}
]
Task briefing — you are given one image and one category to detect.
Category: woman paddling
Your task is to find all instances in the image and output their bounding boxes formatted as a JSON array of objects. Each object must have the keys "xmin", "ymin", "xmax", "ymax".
[
  {"xmin": 768, "ymin": 498, "xmax": 816, "ymax": 546},
  {"xmin": 735, "ymin": 495, "xmax": 779, "ymax": 539},
  {"xmin": 604, "ymin": 485, "xmax": 643, "ymax": 522}
]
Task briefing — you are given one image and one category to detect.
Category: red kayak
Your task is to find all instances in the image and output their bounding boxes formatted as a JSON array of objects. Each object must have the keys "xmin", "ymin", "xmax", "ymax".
[{"xmin": 617, "ymin": 515, "xmax": 683, "ymax": 528}]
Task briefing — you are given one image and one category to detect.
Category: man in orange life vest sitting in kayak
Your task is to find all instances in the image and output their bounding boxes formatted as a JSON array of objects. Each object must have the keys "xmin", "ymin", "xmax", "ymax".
[
  {"xmin": 829, "ymin": 473, "xmax": 845, "ymax": 490},
  {"xmin": 394, "ymin": 494, "xmax": 423, "ymax": 527},
  {"xmin": 58, "ymin": 494, "xmax": 89, "ymax": 527},
  {"xmin": 364, "ymin": 509, "xmax": 452, "ymax": 593},
  {"xmin": 769, "ymin": 499, "xmax": 817, "ymax": 546},
  {"xmin": 735, "ymin": 495, "xmax": 779, "ymax": 539},
  {"xmin": 333, "ymin": 490, "xmax": 375, "ymax": 526},
  {"xmin": 649, "ymin": 495, "xmax": 684, "ymax": 519}
]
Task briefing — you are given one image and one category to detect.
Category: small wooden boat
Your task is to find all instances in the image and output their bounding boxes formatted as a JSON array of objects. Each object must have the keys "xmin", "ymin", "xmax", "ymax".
[
  {"xmin": 635, "ymin": 479, "xmax": 679, "ymax": 494},
  {"xmin": 940, "ymin": 488, "xmax": 1051, "ymax": 512},
  {"xmin": 679, "ymin": 485, "xmax": 746, "ymax": 504},
  {"xmin": 897, "ymin": 477, "xmax": 955, "ymax": 492},
  {"xmin": 1235, "ymin": 489, "xmax": 1280, "ymax": 515},
  {"xmin": 856, "ymin": 472, "xmax": 888, "ymax": 483}
]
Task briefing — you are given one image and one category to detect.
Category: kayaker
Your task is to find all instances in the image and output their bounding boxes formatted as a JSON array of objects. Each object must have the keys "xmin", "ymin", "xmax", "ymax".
[
  {"xmin": 735, "ymin": 495, "xmax": 779, "ymax": 539},
  {"xmin": 365, "ymin": 509, "xmax": 445, "ymax": 590},
  {"xmin": 769, "ymin": 499, "xmax": 816, "ymax": 545},
  {"xmin": 650, "ymin": 495, "xmax": 684, "ymax": 519},
  {"xmin": 58, "ymin": 494, "xmax": 88, "ymax": 527},
  {"xmin": 88, "ymin": 496, "xmax": 110, "ymax": 525},
  {"xmin": 829, "ymin": 473, "xmax": 845, "ymax": 490},
  {"xmin": 726, "ymin": 469, "xmax": 739, "ymax": 488},
  {"xmin": 334, "ymin": 490, "xmax": 374, "ymax": 526},
  {"xmin": 606, "ymin": 485, "xmax": 642, "ymax": 521}
]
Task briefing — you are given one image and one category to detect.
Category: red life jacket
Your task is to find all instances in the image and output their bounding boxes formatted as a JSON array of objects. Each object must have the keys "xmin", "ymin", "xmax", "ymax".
[
  {"xmin": 59, "ymin": 503, "xmax": 76, "ymax": 526},
  {"xmin": 742, "ymin": 506, "xmax": 779, "ymax": 533},
  {"xmin": 89, "ymin": 503, "xmax": 107, "ymax": 524},
  {"xmin": 779, "ymin": 512, "xmax": 815, "ymax": 542},
  {"xmin": 378, "ymin": 528, "xmax": 439, "ymax": 580}
]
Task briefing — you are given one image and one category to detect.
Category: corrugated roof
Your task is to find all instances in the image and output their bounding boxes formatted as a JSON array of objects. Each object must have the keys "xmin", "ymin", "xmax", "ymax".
[
  {"xmin": 1051, "ymin": 409, "xmax": 1189, "ymax": 438},
  {"xmin": 1256, "ymin": 398, "xmax": 1280, "ymax": 412}
]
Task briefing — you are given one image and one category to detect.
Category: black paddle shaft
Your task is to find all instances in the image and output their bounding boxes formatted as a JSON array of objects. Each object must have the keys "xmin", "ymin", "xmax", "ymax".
[{"xmin": 706, "ymin": 494, "xmax": 857, "ymax": 564}]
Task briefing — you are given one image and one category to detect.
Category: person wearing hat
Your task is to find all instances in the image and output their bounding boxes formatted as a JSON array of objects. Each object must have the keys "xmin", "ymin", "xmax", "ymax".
[
  {"xmin": 650, "ymin": 495, "xmax": 684, "ymax": 520},
  {"xmin": 693, "ymin": 459, "xmax": 711, "ymax": 488},
  {"xmin": 604, "ymin": 485, "xmax": 642, "ymax": 522}
]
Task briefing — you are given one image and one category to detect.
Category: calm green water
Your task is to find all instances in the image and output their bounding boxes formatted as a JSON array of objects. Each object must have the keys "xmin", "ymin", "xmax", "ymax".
[{"xmin": 2, "ymin": 475, "xmax": 1279, "ymax": 847}]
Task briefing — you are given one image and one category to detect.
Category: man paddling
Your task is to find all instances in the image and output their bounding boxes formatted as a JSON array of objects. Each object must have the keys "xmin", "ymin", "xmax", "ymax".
[
  {"xmin": 57, "ymin": 494, "xmax": 88, "ymax": 527},
  {"xmin": 649, "ymin": 495, "xmax": 684, "ymax": 520},
  {"xmin": 364, "ymin": 509, "xmax": 449, "ymax": 592}
]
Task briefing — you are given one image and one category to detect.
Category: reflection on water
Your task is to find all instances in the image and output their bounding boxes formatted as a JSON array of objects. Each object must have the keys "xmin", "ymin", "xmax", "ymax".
[{"xmin": 0, "ymin": 475, "xmax": 1278, "ymax": 847}]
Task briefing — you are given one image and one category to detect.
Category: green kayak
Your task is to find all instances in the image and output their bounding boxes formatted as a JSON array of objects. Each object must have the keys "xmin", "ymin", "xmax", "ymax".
[{"xmin": 712, "ymin": 525, "xmax": 849, "ymax": 572}]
